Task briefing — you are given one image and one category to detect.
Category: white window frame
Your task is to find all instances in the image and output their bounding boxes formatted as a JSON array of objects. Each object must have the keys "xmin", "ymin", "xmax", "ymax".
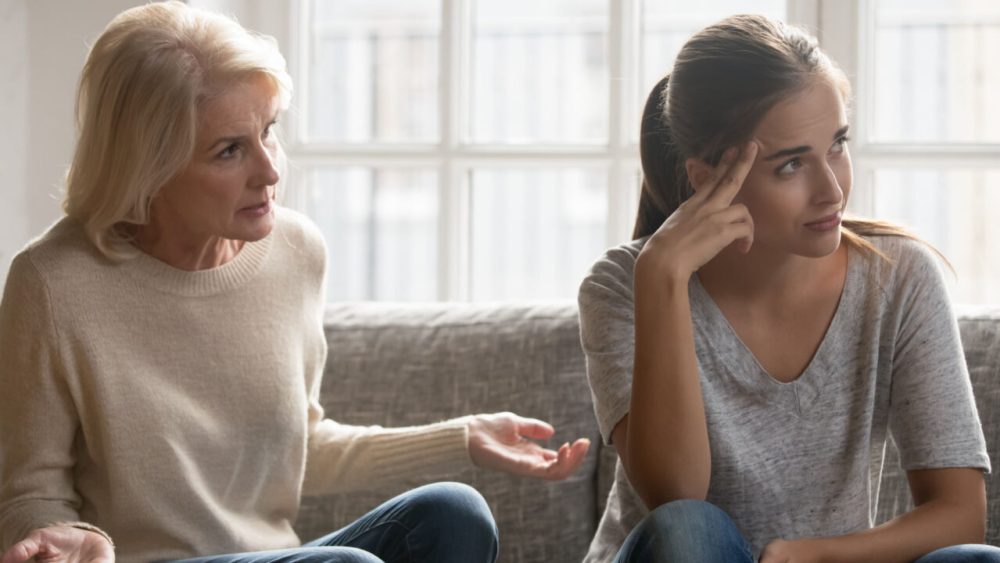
[
  {"xmin": 245, "ymin": 0, "xmax": 1000, "ymax": 302},
  {"xmin": 820, "ymin": 0, "xmax": 1000, "ymax": 219}
]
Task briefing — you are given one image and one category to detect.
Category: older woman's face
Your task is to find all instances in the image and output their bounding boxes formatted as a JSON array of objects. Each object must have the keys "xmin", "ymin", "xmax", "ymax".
[
  {"xmin": 152, "ymin": 75, "xmax": 281, "ymax": 245},
  {"xmin": 737, "ymin": 76, "xmax": 853, "ymax": 259}
]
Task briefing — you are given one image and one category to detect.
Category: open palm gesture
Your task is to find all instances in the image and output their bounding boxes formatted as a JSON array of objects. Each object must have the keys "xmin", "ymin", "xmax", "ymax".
[
  {"xmin": 1, "ymin": 526, "xmax": 114, "ymax": 563},
  {"xmin": 468, "ymin": 412, "xmax": 590, "ymax": 481}
]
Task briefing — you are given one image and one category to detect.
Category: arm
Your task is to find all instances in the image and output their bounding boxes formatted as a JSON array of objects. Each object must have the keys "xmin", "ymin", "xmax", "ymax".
[
  {"xmin": 760, "ymin": 468, "xmax": 985, "ymax": 563},
  {"xmin": 0, "ymin": 253, "xmax": 114, "ymax": 560},
  {"xmin": 615, "ymin": 142, "xmax": 758, "ymax": 508}
]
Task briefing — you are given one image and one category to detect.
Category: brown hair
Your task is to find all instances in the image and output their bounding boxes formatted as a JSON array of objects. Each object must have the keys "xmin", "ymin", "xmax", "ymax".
[{"xmin": 635, "ymin": 14, "xmax": 919, "ymax": 261}]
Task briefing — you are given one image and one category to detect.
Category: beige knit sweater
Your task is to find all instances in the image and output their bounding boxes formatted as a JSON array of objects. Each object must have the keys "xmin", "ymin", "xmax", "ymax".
[{"xmin": 0, "ymin": 208, "xmax": 472, "ymax": 562}]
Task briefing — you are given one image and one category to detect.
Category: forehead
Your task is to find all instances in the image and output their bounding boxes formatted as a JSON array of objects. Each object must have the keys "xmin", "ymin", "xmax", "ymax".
[
  {"xmin": 753, "ymin": 78, "xmax": 848, "ymax": 148},
  {"xmin": 197, "ymin": 76, "xmax": 280, "ymax": 134}
]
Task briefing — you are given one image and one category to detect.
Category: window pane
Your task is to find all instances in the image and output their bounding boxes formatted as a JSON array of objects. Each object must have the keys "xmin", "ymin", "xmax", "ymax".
[
  {"xmin": 470, "ymin": 0, "xmax": 608, "ymax": 144},
  {"xmin": 640, "ymin": 0, "xmax": 787, "ymax": 116},
  {"xmin": 469, "ymin": 168, "xmax": 607, "ymax": 300},
  {"xmin": 872, "ymin": 168, "xmax": 1000, "ymax": 304},
  {"xmin": 308, "ymin": 0, "xmax": 440, "ymax": 143},
  {"xmin": 873, "ymin": 0, "xmax": 1000, "ymax": 143},
  {"xmin": 308, "ymin": 168, "xmax": 439, "ymax": 301}
]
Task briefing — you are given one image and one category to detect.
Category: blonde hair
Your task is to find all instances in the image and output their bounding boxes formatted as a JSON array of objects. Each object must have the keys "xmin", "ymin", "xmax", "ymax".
[{"xmin": 63, "ymin": 0, "xmax": 292, "ymax": 260}]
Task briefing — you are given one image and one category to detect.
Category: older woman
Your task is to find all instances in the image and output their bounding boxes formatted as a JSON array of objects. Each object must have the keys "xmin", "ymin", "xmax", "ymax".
[{"xmin": 0, "ymin": 3, "xmax": 588, "ymax": 563}]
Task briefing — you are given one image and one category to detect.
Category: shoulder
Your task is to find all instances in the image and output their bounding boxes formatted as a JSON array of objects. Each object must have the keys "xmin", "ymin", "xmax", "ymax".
[
  {"xmin": 862, "ymin": 234, "xmax": 947, "ymax": 292},
  {"xmin": 272, "ymin": 206, "xmax": 326, "ymax": 265},
  {"xmin": 577, "ymin": 238, "xmax": 648, "ymax": 326},
  {"xmin": 10, "ymin": 217, "xmax": 107, "ymax": 285},
  {"xmin": 579, "ymin": 238, "xmax": 646, "ymax": 298}
]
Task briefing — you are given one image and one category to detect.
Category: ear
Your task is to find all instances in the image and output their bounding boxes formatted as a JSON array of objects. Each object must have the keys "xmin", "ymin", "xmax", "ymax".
[{"xmin": 684, "ymin": 157, "xmax": 713, "ymax": 193}]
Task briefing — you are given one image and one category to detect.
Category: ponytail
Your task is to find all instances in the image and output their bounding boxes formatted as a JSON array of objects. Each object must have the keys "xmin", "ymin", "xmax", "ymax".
[{"xmin": 633, "ymin": 75, "xmax": 689, "ymax": 239}]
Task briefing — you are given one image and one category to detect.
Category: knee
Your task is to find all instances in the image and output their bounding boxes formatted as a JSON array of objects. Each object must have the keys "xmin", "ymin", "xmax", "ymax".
[
  {"xmin": 406, "ymin": 482, "xmax": 497, "ymax": 540},
  {"xmin": 280, "ymin": 547, "xmax": 382, "ymax": 563},
  {"xmin": 622, "ymin": 500, "xmax": 751, "ymax": 562},
  {"xmin": 641, "ymin": 499, "xmax": 736, "ymax": 541},
  {"xmin": 917, "ymin": 545, "xmax": 1000, "ymax": 563}
]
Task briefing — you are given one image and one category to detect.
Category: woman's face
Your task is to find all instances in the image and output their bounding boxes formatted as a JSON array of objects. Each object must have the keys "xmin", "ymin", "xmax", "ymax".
[
  {"xmin": 736, "ymin": 76, "xmax": 853, "ymax": 259},
  {"xmin": 150, "ymin": 74, "xmax": 281, "ymax": 245}
]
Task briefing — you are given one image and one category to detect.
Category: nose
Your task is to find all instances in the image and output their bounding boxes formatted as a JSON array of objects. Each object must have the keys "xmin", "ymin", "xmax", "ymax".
[
  {"xmin": 812, "ymin": 160, "xmax": 843, "ymax": 206},
  {"xmin": 253, "ymin": 142, "xmax": 281, "ymax": 187}
]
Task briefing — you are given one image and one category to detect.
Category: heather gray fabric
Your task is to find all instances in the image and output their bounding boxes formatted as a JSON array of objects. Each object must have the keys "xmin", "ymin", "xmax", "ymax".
[
  {"xmin": 292, "ymin": 301, "xmax": 1000, "ymax": 562},
  {"xmin": 578, "ymin": 235, "xmax": 990, "ymax": 562}
]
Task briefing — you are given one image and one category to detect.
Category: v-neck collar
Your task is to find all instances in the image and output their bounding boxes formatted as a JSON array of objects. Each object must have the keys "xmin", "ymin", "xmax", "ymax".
[{"xmin": 689, "ymin": 246, "xmax": 858, "ymax": 415}]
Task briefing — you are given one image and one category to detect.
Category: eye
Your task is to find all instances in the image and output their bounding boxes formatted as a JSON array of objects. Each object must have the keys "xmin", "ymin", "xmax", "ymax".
[
  {"xmin": 776, "ymin": 158, "xmax": 802, "ymax": 176},
  {"xmin": 830, "ymin": 135, "xmax": 850, "ymax": 155},
  {"xmin": 218, "ymin": 143, "xmax": 240, "ymax": 159},
  {"xmin": 263, "ymin": 120, "xmax": 278, "ymax": 140}
]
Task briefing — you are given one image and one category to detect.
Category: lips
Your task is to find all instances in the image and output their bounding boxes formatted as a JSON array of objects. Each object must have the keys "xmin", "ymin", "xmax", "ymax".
[{"xmin": 805, "ymin": 211, "xmax": 842, "ymax": 227}]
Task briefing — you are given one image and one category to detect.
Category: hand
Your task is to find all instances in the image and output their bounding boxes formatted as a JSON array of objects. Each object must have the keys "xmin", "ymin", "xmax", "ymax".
[
  {"xmin": 758, "ymin": 538, "xmax": 829, "ymax": 563},
  {"xmin": 1, "ymin": 526, "xmax": 114, "ymax": 563},
  {"xmin": 467, "ymin": 412, "xmax": 590, "ymax": 480},
  {"xmin": 637, "ymin": 141, "xmax": 758, "ymax": 280}
]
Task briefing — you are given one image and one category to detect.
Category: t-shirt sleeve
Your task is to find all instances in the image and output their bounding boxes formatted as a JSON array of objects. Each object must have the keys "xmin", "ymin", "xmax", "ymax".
[
  {"xmin": 886, "ymin": 240, "xmax": 990, "ymax": 472},
  {"xmin": 578, "ymin": 245, "xmax": 638, "ymax": 445}
]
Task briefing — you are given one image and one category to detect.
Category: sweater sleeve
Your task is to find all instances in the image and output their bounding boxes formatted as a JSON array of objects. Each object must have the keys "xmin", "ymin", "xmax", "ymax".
[
  {"xmin": 0, "ymin": 253, "xmax": 109, "ymax": 549},
  {"xmin": 297, "ymin": 224, "xmax": 472, "ymax": 496},
  {"xmin": 301, "ymin": 407, "xmax": 472, "ymax": 496}
]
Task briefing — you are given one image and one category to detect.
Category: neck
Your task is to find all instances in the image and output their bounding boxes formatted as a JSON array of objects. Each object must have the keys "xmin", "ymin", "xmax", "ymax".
[
  {"xmin": 697, "ymin": 242, "xmax": 847, "ymax": 305},
  {"xmin": 134, "ymin": 223, "xmax": 245, "ymax": 271}
]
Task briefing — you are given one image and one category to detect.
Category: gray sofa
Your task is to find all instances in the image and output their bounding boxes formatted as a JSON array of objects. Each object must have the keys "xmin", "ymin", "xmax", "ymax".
[{"xmin": 294, "ymin": 302, "xmax": 1000, "ymax": 563}]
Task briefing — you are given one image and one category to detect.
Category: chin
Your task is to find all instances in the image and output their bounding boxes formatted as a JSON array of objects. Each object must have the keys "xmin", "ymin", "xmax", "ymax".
[
  {"xmin": 795, "ymin": 232, "xmax": 843, "ymax": 259},
  {"xmin": 234, "ymin": 211, "xmax": 276, "ymax": 242}
]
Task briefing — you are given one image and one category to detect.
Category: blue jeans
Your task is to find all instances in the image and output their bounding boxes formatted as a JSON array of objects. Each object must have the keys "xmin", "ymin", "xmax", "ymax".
[
  {"xmin": 170, "ymin": 482, "xmax": 498, "ymax": 563},
  {"xmin": 614, "ymin": 499, "xmax": 1000, "ymax": 563}
]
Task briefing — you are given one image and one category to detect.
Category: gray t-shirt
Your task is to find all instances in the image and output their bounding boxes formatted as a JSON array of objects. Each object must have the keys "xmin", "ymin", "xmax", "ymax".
[{"xmin": 578, "ymin": 235, "xmax": 990, "ymax": 562}]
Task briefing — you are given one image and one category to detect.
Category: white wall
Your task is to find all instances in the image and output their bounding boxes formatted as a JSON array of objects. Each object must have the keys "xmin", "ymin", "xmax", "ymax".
[
  {"xmin": 0, "ymin": 0, "xmax": 149, "ymax": 292},
  {"xmin": 0, "ymin": 0, "xmax": 29, "ymax": 292}
]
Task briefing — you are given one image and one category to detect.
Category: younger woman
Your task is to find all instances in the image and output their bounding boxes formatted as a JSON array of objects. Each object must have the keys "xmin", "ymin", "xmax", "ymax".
[{"xmin": 579, "ymin": 14, "xmax": 998, "ymax": 563}]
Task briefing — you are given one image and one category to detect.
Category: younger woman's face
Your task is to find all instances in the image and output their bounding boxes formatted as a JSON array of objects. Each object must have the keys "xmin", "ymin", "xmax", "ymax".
[{"xmin": 736, "ymin": 76, "xmax": 853, "ymax": 259}]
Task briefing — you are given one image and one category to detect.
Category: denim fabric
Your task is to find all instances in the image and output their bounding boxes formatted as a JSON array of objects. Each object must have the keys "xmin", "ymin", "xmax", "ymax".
[
  {"xmin": 613, "ymin": 499, "xmax": 754, "ymax": 563},
  {"xmin": 916, "ymin": 544, "xmax": 1000, "ymax": 563},
  {"xmin": 169, "ymin": 482, "xmax": 498, "ymax": 563}
]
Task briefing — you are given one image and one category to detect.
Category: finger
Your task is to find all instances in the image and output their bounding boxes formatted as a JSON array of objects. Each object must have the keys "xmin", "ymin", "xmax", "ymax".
[
  {"xmin": 541, "ymin": 440, "xmax": 591, "ymax": 481},
  {"xmin": 516, "ymin": 418, "xmax": 555, "ymax": 440},
  {"xmin": 688, "ymin": 146, "xmax": 739, "ymax": 203},
  {"xmin": 707, "ymin": 140, "xmax": 758, "ymax": 207},
  {"xmin": 1, "ymin": 537, "xmax": 42, "ymax": 563}
]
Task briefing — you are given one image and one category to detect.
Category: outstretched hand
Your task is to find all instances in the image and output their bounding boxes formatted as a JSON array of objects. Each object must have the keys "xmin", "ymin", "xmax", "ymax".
[
  {"xmin": 468, "ymin": 412, "xmax": 590, "ymax": 480},
  {"xmin": 1, "ymin": 526, "xmax": 114, "ymax": 563}
]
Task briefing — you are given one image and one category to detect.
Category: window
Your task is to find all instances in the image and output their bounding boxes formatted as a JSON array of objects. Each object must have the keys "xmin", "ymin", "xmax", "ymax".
[
  {"xmin": 847, "ymin": 0, "xmax": 1000, "ymax": 304},
  {"xmin": 271, "ymin": 0, "xmax": 998, "ymax": 304},
  {"xmin": 286, "ymin": 0, "xmax": 796, "ymax": 302}
]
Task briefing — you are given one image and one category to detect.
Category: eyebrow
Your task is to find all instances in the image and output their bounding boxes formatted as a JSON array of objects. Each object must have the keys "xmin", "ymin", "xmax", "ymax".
[
  {"xmin": 206, "ymin": 115, "xmax": 280, "ymax": 152},
  {"xmin": 762, "ymin": 125, "xmax": 850, "ymax": 161}
]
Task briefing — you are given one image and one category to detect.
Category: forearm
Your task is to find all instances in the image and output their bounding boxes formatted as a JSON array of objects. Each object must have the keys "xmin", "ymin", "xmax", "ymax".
[
  {"xmin": 811, "ymin": 498, "xmax": 984, "ymax": 563},
  {"xmin": 626, "ymin": 265, "xmax": 711, "ymax": 507}
]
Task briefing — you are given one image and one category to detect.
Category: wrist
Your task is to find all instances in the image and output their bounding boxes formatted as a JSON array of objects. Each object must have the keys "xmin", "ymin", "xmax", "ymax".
[{"xmin": 635, "ymin": 247, "xmax": 691, "ymax": 289}]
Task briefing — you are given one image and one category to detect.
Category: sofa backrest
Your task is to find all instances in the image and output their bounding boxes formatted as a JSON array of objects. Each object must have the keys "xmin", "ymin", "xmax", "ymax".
[
  {"xmin": 295, "ymin": 303, "xmax": 1000, "ymax": 561},
  {"xmin": 296, "ymin": 303, "xmax": 600, "ymax": 563}
]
